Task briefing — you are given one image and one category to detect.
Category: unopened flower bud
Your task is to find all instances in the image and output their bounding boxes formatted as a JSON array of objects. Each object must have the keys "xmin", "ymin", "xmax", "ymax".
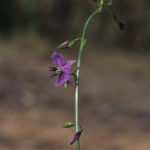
[
  {"xmin": 70, "ymin": 131, "xmax": 82, "ymax": 145},
  {"xmin": 58, "ymin": 38, "xmax": 81, "ymax": 49},
  {"xmin": 70, "ymin": 126, "xmax": 83, "ymax": 145},
  {"xmin": 62, "ymin": 122, "xmax": 75, "ymax": 128},
  {"xmin": 58, "ymin": 40, "xmax": 70, "ymax": 49}
]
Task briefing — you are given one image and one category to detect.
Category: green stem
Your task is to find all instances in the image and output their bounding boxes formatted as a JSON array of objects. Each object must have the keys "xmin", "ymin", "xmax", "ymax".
[{"xmin": 74, "ymin": 6, "xmax": 103, "ymax": 150}]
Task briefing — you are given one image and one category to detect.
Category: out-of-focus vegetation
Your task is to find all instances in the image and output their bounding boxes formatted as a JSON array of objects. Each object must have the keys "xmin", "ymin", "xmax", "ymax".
[
  {"xmin": 0, "ymin": 1, "xmax": 150, "ymax": 150},
  {"xmin": 0, "ymin": 37, "xmax": 150, "ymax": 150},
  {"xmin": 0, "ymin": 0, "xmax": 150, "ymax": 51}
]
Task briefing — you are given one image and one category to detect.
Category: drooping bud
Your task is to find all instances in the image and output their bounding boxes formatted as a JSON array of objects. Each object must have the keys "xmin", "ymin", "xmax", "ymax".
[
  {"xmin": 70, "ymin": 125, "xmax": 83, "ymax": 145},
  {"xmin": 110, "ymin": 6, "xmax": 125, "ymax": 30},
  {"xmin": 58, "ymin": 38, "xmax": 80, "ymax": 49},
  {"xmin": 68, "ymin": 38, "xmax": 81, "ymax": 48},
  {"xmin": 62, "ymin": 122, "xmax": 75, "ymax": 128},
  {"xmin": 70, "ymin": 130, "xmax": 83, "ymax": 145},
  {"xmin": 58, "ymin": 40, "xmax": 70, "ymax": 49}
]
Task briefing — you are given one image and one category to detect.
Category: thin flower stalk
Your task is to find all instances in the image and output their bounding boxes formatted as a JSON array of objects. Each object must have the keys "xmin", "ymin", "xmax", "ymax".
[{"xmin": 74, "ymin": 4, "xmax": 103, "ymax": 150}]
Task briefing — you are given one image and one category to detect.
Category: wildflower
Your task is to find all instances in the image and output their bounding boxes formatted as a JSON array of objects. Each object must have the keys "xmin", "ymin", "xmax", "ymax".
[{"xmin": 50, "ymin": 52, "xmax": 76, "ymax": 87}]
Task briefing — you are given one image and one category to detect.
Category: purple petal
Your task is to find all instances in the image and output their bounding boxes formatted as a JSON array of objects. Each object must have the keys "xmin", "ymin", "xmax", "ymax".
[
  {"xmin": 55, "ymin": 72, "xmax": 70, "ymax": 87},
  {"xmin": 66, "ymin": 60, "xmax": 76, "ymax": 66},
  {"xmin": 51, "ymin": 52, "xmax": 66, "ymax": 67},
  {"xmin": 62, "ymin": 67, "xmax": 71, "ymax": 75},
  {"xmin": 62, "ymin": 60, "xmax": 76, "ymax": 71}
]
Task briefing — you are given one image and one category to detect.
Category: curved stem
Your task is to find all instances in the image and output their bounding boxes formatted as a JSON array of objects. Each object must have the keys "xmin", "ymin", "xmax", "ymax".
[{"xmin": 74, "ymin": 6, "xmax": 103, "ymax": 150}]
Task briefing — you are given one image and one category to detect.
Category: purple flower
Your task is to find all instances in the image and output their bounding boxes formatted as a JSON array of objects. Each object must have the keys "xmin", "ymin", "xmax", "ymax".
[{"xmin": 50, "ymin": 52, "xmax": 76, "ymax": 87}]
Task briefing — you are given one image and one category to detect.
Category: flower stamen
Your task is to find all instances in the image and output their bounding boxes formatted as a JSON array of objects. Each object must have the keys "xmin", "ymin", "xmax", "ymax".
[{"xmin": 56, "ymin": 67, "xmax": 61, "ymax": 74}]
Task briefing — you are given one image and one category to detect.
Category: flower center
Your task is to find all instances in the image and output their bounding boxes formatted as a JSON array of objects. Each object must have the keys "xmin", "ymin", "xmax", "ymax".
[{"xmin": 56, "ymin": 67, "xmax": 62, "ymax": 74}]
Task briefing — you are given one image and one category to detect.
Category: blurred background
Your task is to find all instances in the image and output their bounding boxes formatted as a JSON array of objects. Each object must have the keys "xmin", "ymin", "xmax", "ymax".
[{"xmin": 0, "ymin": 0, "xmax": 150, "ymax": 150}]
